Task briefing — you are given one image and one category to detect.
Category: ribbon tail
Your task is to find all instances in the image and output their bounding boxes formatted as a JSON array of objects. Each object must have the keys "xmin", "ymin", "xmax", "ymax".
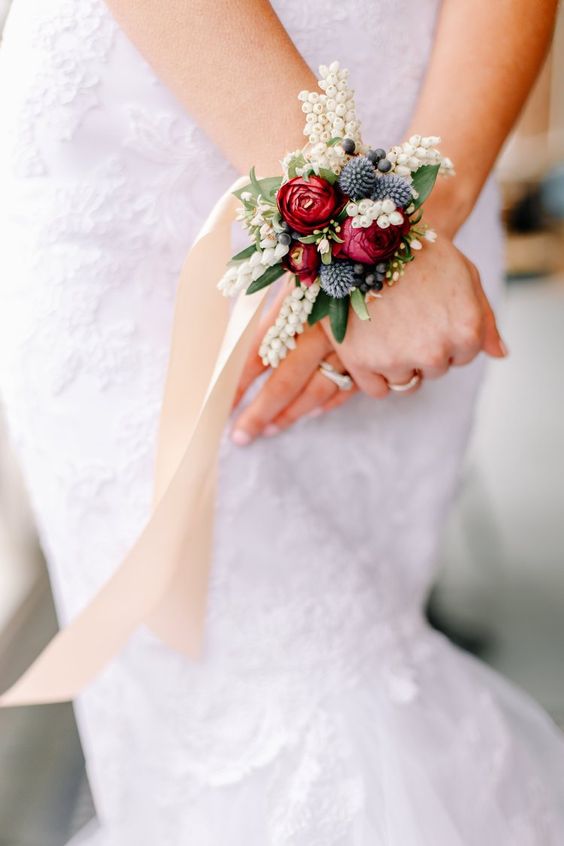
[{"xmin": 0, "ymin": 174, "xmax": 274, "ymax": 707}]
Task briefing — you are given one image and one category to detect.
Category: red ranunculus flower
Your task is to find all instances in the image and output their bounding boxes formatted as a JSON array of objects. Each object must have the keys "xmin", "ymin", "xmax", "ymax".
[
  {"xmin": 283, "ymin": 240, "xmax": 320, "ymax": 286},
  {"xmin": 277, "ymin": 176, "xmax": 340, "ymax": 235},
  {"xmin": 334, "ymin": 214, "xmax": 411, "ymax": 264}
]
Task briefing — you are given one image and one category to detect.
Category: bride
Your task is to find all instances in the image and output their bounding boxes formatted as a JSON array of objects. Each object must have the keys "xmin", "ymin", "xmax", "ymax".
[{"xmin": 0, "ymin": 0, "xmax": 563, "ymax": 843}]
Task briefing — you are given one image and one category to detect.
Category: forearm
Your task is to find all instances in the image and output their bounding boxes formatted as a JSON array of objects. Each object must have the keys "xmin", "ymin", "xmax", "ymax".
[
  {"xmin": 406, "ymin": 0, "xmax": 558, "ymax": 237},
  {"xmin": 103, "ymin": 0, "xmax": 316, "ymax": 175}
]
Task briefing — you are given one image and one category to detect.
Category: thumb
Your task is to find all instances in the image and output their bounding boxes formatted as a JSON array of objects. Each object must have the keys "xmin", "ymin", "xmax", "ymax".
[{"xmin": 473, "ymin": 276, "xmax": 508, "ymax": 359}]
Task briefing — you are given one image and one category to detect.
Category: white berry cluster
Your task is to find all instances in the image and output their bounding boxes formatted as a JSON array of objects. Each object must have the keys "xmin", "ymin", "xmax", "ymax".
[
  {"xmin": 346, "ymin": 198, "xmax": 405, "ymax": 230},
  {"xmin": 259, "ymin": 281, "xmax": 320, "ymax": 367},
  {"xmin": 218, "ymin": 239, "xmax": 289, "ymax": 298},
  {"xmin": 387, "ymin": 135, "xmax": 454, "ymax": 180},
  {"xmin": 295, "ymin": 61, "xmax": 363, "ymax": 174}
]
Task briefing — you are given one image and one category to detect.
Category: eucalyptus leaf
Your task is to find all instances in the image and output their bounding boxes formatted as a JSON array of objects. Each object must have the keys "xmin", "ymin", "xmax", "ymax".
[
  {"xmin": 307, "ymin": 288, "xmax": 331, "ymax": 325},
  {"xmin": 329, "ymin": 296, "xmax": 349, "ymax": 343},
  {"xmin": 246, "ymin": 263, "xmax": 286, "ymax": 295},
  {"xmin": 410, "ymin": 164, "xmax": 440, "ymax": 209},
  {"xmin": 231, "ymin": 243, "xmax": 257, "ymax": 262},
  {"xmin": 350, "ymin": 288, "xmax": 370, "ymax": 321}
]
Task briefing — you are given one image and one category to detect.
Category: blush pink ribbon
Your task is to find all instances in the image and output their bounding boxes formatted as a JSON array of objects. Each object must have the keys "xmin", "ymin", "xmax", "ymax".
[{"xmin": 0, "ymin": 176, "xmax": 271, "ymax": 706}]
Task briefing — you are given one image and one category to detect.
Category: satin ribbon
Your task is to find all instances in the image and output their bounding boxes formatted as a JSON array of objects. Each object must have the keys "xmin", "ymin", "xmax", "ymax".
[{"xmin": 0, "ymin": 175, "xmax": 271, "ymax": 706}]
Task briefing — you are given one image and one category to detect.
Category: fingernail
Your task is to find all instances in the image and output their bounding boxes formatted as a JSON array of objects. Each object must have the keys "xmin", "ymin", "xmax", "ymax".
[
  {"xmin": 231, "ymin": 429, "xmax": 252, "ymax": 446},
  {"xmin": 307, "ymin": 408, "xmax": 323, "ymax": 419},
  {"xmin": 499, "ymin": 338, "xmax": 509, "ymax": 357},
  {"xmin": 262, "ymin": 424, "xmax": 280, "ymax": 437}
]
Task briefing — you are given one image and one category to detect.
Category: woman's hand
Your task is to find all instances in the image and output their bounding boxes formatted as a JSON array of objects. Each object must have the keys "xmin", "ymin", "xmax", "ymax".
[
  {"xmin": 231, "ymin": 289, "xmax": 358, "ymax": 446},
  {"xmin": 323, "ymin": 234, "xmax": 507, "ymax": 398}
]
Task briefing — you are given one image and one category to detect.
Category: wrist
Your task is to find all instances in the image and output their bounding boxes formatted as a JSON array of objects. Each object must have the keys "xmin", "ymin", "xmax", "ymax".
[{"xmin": 419, "ymin": 175, "xmax": 476, "ymax": 240}]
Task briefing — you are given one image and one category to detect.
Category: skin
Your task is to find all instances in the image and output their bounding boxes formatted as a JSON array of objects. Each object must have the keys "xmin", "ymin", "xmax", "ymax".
[{"xmin": 103, "ymin": 0, "xmax": 559, "ymax": 443}]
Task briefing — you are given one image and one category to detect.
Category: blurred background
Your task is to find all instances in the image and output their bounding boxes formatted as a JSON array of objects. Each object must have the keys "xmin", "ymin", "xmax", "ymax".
[{"xmin": 0, "ymin": 3, "xmax": 563, "ymax": 845}]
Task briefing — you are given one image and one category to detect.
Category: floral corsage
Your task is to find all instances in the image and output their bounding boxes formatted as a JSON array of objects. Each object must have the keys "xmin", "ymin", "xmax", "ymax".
[{"xmin": 218, "ymin": 60, "xmax": 454, "ymax": 368}]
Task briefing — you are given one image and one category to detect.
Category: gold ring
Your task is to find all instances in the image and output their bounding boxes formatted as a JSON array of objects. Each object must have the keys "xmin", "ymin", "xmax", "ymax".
[{"xmin": 387, "ymin": 370, "xmax": 422, "ymax": 392}]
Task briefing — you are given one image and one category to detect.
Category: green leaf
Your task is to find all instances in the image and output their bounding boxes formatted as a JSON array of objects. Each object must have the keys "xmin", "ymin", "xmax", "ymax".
[
  {"xmin": 400, "ymin": 238, "xmax": 412, "ymax": 260},
  {"xmin": 287, "ymin": 154, "xmax": 306, "ymax": 180},
  {"xmin": 327, "ymin": 136, "xmax": 343, "ymax": 147},
  {"xmin": 350, "ymin": 288, "xmax": 370, "ymax": 320},
  {"xmin": 259, "ymin": 176, "xmax": 283, "ymax": 203},
  {"xmin": 245, "ymin": 263, "xmax": 286, "ymax": 295},
  {"xmin": 335, "ymin": 207, "xmax": 349, "ymax": 223},
  {"xmin": 298, "ymin": 234, "xmax": 320, "ymax": 244},
  {"xmin": 410, "ymin": 164, "xmax": 440, "ymax": 209},
  {"xmin": 249, "ymin": 166, "xmax": 261, "ymax": 196},
  {"xmin": 317, "ymin": 168, "xmax": 338, "ymax": 184},
  {"xmin": 329, "ymin": 296, "xmax": 349, "ymax": 343},
  {"xmin": 232, "ymin": 182, "xmax": 253, "ymax": 201},
  {"xmin": 307, "ymin": 288, "xmax": 331, "ymax": 325},
  {"xmin": 231, "ymin": 243, "xmax": 257, "ymax": 262},
  {"xmin": 233, "ymin": 170, "xmax": 282, "ymax": 204}
]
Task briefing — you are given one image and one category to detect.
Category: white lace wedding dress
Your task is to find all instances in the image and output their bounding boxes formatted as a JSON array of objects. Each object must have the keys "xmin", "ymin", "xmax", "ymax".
[{"xmin": 1, "ymin": 1, "xmax": 564, "ymax": 844}]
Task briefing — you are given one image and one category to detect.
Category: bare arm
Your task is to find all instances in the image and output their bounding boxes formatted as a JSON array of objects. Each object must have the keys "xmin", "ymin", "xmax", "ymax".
[
  {"xmin": 104, "ymin": 0, "xmax": 557, "ymax": 224},
  {"xmin": 408, "ymin": 0, "xmax": 559, "ymax": 236},
  {"xmin": 103, "ymin": 0, "xmax": 317, "ymax": 176}
]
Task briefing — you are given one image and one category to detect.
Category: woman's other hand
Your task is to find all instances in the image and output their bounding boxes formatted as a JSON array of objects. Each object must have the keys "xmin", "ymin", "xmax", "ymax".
[
  {"xmin": 231, "ymin": 288, "xmax": 358, "ymax": 446},
  {"xmin": 324, "ymin": 234, "xmax": 507, "ymax": 399}
]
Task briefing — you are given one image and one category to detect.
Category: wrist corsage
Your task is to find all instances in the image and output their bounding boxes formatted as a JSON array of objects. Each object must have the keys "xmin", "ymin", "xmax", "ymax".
[{"xmin": 218, "ymin": 60, "xmax": 454, "ymax": 367}]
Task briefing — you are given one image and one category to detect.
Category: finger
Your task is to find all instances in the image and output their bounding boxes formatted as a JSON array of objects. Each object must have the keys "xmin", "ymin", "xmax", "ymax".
[
  {"xmin": 232, "ymin": 284, "xmax": 289, "ymax": 408},
  {"xmin": 349, "ymin": 368, "xmax": 390, "ymax": 399},
  {"xmin": 384, "ymin": 369, "xmax": 425, "ymax": 394},
  {"xmin": 231, "ymin": 324, "xmax": 332, "ymax": 444},
  {"xmin": 233, "ymin": 345, "xmax": 267, "ymax": 410},
  {"xmin": 472, "ymin": 271, "xmax": 508, "ymax": 359},
  {"xmin": 321, "ymin": 382, "xmax": 360, "ymax": 413},
  {"xmin": 271, "ymin": 369, "xmax": 338, "ymax": 432}
]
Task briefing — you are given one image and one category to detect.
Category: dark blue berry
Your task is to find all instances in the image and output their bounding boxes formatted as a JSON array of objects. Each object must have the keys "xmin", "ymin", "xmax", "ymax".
[
  {"xmin": 367, "ymin": 148, "xmax": 386, "ymax": 164},
  {"xmin": 359, "ymin": 282, "xmax": 369, "ymax": 293},
  {"xmin": 375, "ymin": 262, "xmax": 387, "ymax": 273},
  {"xmin": 374, "ymin": 279, "xmax": 384, "ymax": 291},
  {"xmin": 365, "ymin": 273, "xmax": 376, "ymax": 287},
  {"xmin": 353, "ymin": 263, "xmax": 364, "ymax": 275},
  {"xmin": 277, "ymin": 232, "xmax": 291, "ymax": 246},
  {"xmin": 341, "ymin": 138, "xmax": 356, "ymax": 154},
  {"xmin": 377, "ymin": 158, "xmax": 392, "ymax": 173}
]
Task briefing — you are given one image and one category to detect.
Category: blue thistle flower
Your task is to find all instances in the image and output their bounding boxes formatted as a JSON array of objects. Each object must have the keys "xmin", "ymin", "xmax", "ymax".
[
  {"xmin": 338, "ymin": 156, "xmax": 376, "ymax": 200},
  {"xmin": 319, "ymin": 261, "xmax": 357, "ymax": 299},
  {"xmin": 371, "ymin": 174, "xmax": 413, "ymax": 208}
]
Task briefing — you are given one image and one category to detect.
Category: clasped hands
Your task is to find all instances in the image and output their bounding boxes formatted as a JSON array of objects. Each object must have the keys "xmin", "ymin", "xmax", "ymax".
[{"xmin": 231, "ymin": 235, "xmax": 507, "ymax": 446}]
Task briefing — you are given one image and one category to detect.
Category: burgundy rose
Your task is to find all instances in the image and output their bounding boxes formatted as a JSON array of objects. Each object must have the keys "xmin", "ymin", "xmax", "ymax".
[
  {"xmin": 277, "ymin": 176, "xmax": 340, "ymax": 234},
  {"xmin": 283, "ymin": 241, "xmax": 320, "ymax": 286},
  {"xmin": 334, "ymin": 215, "xmax": 411, "ymax": 264}
]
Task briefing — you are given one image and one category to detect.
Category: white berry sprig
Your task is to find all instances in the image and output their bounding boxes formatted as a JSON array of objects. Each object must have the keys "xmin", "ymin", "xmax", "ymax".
[
  {"xmin": 259, "ymin": 281, "xmax": 320, "ymax": 367},
  {"xmin": 387, "ymin": 135, "xmax": 455, "ymax": 180},
  {"xmin": 346, "ymin": 198, "xmax": 405, "ymax": 230}
]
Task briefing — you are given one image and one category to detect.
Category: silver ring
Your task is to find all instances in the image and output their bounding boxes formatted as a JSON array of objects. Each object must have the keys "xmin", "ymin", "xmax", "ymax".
[
  {"xmin": 387, "ymin": 370, "xmax": 422, "ymax": 392},
  {"xmin": 319, "ymin": 360, "xmax": 354, "ymax": 391}
]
